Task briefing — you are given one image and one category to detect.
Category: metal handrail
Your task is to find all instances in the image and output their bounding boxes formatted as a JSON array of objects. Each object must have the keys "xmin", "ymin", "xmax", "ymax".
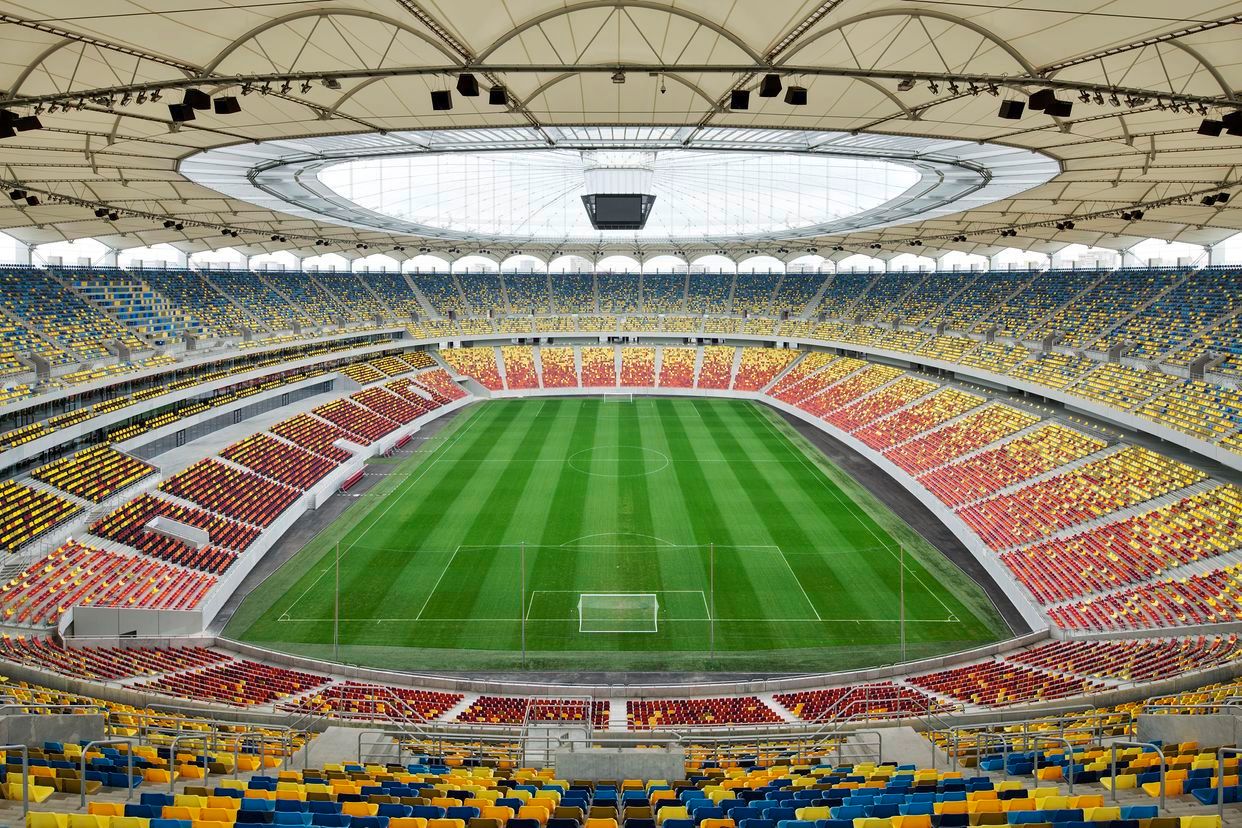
[
  {"xmin": 232, "ymin": 730, "xmax": 274, "ymax": 779},
  {"xmin": 1218, "ymin": 747, "xmax": 1239, "ymax": 823},
  {"xmin": 167, "ymin": 733, "xmax": 213, "ymax": 793},
  {"xmin": 1110, "ymin": 741, "xmax": 1166, "ymax": 813},
  {"xmin": 1029, "ymin": 734, "xmax": 1077, "ymax": 795},
  {"xmin": 0, "ymin": 744, "xmax": 29, "ymax": 817},
  {"xmin": 80, "ymin": 738, "xmax": 136, "ymax": 809}
]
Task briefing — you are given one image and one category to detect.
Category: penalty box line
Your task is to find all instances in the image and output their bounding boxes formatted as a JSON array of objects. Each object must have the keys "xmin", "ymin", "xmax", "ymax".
[{"xmin": 525, "ymin": 589, "xmax": 710, "ymax": 622}]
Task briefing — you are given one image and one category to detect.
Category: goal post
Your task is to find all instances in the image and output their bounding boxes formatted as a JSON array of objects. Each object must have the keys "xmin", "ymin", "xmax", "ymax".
[
  {"xmin": 577, "ymin": 593, "xmax": 659, "ymax": 633},
  {"xmin": 600, "ymin": 393, "xmax": 634, "ymax": 403}
]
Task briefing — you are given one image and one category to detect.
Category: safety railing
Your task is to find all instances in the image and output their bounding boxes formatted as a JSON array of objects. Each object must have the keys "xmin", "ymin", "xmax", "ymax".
[
  {"xmin": 1218, "ymin": 747, "xmax": 1240, "ymax": 824},
  {"xmin": 0, "ymin": 744, "xmax": 29, "ymax": 817},
  {"xmin": 1109, "ymin": 741, "xmax": 1166, "ymax": 813},
  {"xmin": 80, "ymin": 738, "xmax": 136, "ymax": 809}
]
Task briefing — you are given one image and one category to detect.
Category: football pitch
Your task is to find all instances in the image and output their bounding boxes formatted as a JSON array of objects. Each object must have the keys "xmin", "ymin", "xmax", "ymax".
[{"xmin": 225, "ymin": 397, "xmax": 1009, "ymax": 672}]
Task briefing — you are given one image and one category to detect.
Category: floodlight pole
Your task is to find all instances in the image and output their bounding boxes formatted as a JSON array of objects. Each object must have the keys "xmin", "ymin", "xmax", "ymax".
[
  {"xmin": 521, "ymin": 541, "xmax": 527, "ymax": 669},
  {"xmin": 333, "ymin": 541, "xmax": 340, "ymax": 661},
  {"xmin": 899, "ymin": 546, "xmax": 906, "ymax": 662},
  {"xmin": 709, "ymin": 542, "xmax": 715, "ymax": 661}
]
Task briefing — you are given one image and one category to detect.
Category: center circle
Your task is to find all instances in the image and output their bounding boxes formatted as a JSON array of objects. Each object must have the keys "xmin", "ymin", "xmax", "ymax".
[{"xmin": 568, "ymin": 445, "xmax": 670, "ymax": 477}]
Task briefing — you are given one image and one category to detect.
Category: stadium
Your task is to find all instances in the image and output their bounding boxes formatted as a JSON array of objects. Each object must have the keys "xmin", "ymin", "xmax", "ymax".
[{"xmin": 0, "ymin": 0, "xmax": 1240, "ymax": 824}]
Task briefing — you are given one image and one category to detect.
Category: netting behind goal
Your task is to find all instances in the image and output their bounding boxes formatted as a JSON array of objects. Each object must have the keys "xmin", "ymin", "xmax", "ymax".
[
  {"xmin": 601, "ymin": 393, "xmax": 634, "ymax": 403},
  {"xmin": 577, "ymin": 593, "xmax": 659, "ymax": 633}
]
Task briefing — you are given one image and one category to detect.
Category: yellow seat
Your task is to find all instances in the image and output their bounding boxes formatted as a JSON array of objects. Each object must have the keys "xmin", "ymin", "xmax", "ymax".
[
  {"xmin": 28, "ymin": 814, "xmax": 69, "ymax": 828},
  {"xmin": 342, "ymin": 803, "xmax": 378, "ymax": 817},
  {"xmin": 427, "ymin": 820, "xmax": 466, "ymax": 828},
  {"xmin": 1179, "ymin": 818, "xmax": 1221, "ymax": 828},
  {"xmin": 110, "ymin": 818, "xmax": 150, "ymax": 828},
  {"xmin": 390, "ymin": 820, "xmax": 430, "ymax": 828},
  {"xmin": 1082, "ymin": 808, "xmax": 1121, "ymax": 821},
  {"xmin": 69, "ymin": 816, "xmax": 109, "ymax": 828},
  {"xmin": 796, "ymin": 808, "xmax": 832, "ymax": 821},
  {"xmin": 657, "ymin": 808, "xmax": 689, "ymax": 826},
  {"xmin": 893, "ymin": 816, "xmax": 932, "ymax": 828},
  {"xmin": 89, "ymin": 804, "xmax": 125, "ymax": 817}
]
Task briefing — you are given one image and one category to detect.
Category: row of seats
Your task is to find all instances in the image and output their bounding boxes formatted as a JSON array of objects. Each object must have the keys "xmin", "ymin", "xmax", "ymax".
[
  {"xmin": 161, "ymin": 459, "xmax": 300, "ymax": 528},
  {"xmin": 956, "ymin": 447, "xmax": 1206, "ymax": 550},
  {"xmin": 1005, "ymin": 636, "xmax": 1240, "ymax": 682},
  {"xmin": 826, "ymin": 377, "xmax": 938, "ymax": 433},
  {"xmin": 31, "ymin": 445, "xmax": 157, "ymax": 503},
  {"xmin": 627, "ymin": 698, "xmax": 782, "ymax": 730},
  {"xmin": 883, "ymin": 405, "xmax": 1040, "ymax": 476},
  {"xmin": 659, "ymin": 348, "xmax": 698, "ymax": 388},
  {"xmin": 999, "ymin": 486, "xmax": 1242, "ymax": 604},
  {"xmin": 222, "ymin": 434, "xmax": 341, "ymax": 491},
  {"xmin": 853, "ymin": 389, "xmax": 983, "ymax": 451},
  {"xmin": 281, "ymin": 681, "xmax": 464, "ymax": 721},
  {"xmin": 0, "ymin": 635, "xmax": 227, "ymax": 681},
  {"xmin": 0, "ymin": 541, "xmax": 216, "ymax": 626},
  {"xmin": 1047, "ymin": 561, "xmax": 1242, "ymax": 631},
  {"xmin": 539, "ymin": 348, "xmax": 578, "ymax": 388},
  {"xmin": 313, "ymin": 400, "xmax": 399, "ymax": 444},
  {"xmin": 456, "ymin": 697, "xmax": 610, "ymax": 728},
  {"xmin": 0, "ymin": 479, "xmax": 82, "ymax": 553},
  {"xmin": 697, "ymin": 346, "xmax": 736, "ymax": 390},
  {"xmin": 501, "ymin": 347, "xmax": 540, "ymax": 390},
  {"xmin": 441, "ymin": 349, "xmax": 504, "ymax": 391},
  {"xmin": 917, "ymin": 425, "xmax": 1106, "ymax": 508},
  {"xmin": 135, "ymin": 658, "xmax": 329, "ymax": 707},
  {"xmin": 352, "ymin": 387, "xmax": 425, "ymax": 425}
]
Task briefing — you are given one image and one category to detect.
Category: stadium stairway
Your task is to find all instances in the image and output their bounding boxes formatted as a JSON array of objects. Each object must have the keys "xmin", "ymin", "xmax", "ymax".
[{"xmin": 291, "ymin": 726, "xmax": 394, "ymax": 768}]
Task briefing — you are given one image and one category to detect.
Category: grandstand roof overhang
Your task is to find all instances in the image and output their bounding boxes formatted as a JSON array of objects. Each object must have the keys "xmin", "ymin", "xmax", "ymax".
[
  {"xmin": 0, "ymin": 0, "xmax": 1239, "ymax": 258},
  {"xmin": 180, "ymin": 127, "xmax": 1058, "ymax": 246}
]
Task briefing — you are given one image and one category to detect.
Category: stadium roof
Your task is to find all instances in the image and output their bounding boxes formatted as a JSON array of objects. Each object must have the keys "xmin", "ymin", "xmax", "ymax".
[{"xmin": 0, "ymin": 0, "xmax": 1239, "ymax": 260}]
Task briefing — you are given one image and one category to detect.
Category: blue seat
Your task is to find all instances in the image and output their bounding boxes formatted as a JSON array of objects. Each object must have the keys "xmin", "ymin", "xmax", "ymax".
[
  {"xmin": 1193, "ymin": 786, "xmax": 1240, "ymax": 805},
  {"xmin": 235, "ymin": 813, "xmax": 275, "ymax": 825},
  {"xmin": 310, "ymin": 815, "xmax": 351, "ymax": 828},
  {"xmin": 274, "ymin": 814, "xmax": 313, "ymax": 826},
  {"xmin": 309, "ymin": 802, "xmax": 343, "ymax": 815},
  {"xmin": 276, "ymin": 801, "xmax": 309, "ymax": 813},
  {"xmin": 548, "ymin": 819, "xmax": 582, "ymax": 828},
  {"xmin": 829, "ymin": 807, "xmax": 866, "ymax": 821},
  {"xmin": 379, "ymin": 805, "xmax": 413, "ymax": 818},
  {"xmin": 151, "ymin": 821, "xmax": 191, "ymax": 828},
  {"xmin": 411, "ymin": 806, "xmax": 446, "ymax": 819},
  {"xmin": 738, "ymin": 819, "xmax": 776, "ymax": 828},
  {"xmin": 243, "ymin": 799, "xmax": 277, "ymax": 812},
  {"xmin": 508, "ymin": 820, "xmax": 541, "ymax": 828},
  {"xmin": 351, "ymin": 818, "xmax": 387, "ymax": 828},
  {"xmin": 447, "ymin": 807, "xmax": 481, "ymax": 821},
  {"xmin": 124, "ymin": 805, "xmax": 160, "ymax": 819},
  {"xmin": 1119, "ymin": 807, "xmax": 1158, "ymax": 821},
  {"xmin": 693, "ymin": 808, "xmax": 726, "ymax": 823}
]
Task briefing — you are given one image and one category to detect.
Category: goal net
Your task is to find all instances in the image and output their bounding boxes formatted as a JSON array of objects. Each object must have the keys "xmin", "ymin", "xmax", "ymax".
[
  {"xmin": 577, "ymin": 593, "xmax": 659, "ymax": 633},
  {"xmin": 601, "ymin": 393, "xmax": 634, "ymax": 403}
]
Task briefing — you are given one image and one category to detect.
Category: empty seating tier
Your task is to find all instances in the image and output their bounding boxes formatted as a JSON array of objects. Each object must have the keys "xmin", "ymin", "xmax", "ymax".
[
  {"xmin": 696, "ymin": 346, "xmax": 735, "ymax": 389},
  {"xmin": 827, "ymin": 376, "xmax": 938, "ymax": 432},
  {"xmin": 281, "ymin": 680, "xmax": 463, "ymax": 721},
  {"xmin": 658, "ymin": 347, "xmax": 697, "ymax": 388},
  {"xmin": 409, "ymin": 369, "xmax": 467, "ymax": 402},
  {"xmin": 135, "ymin": 657, "xmax": 329, "ymax": 706},
  {"xmin": 160, "ymin": 458, "xmax": 299, "ymax": 527},
  {"xmin": 957, "ymin": 446, "xmax": 1207, "ymax": 550},
  {"xmin": 221, "ymin": 433, "xmax": 340, "ymax": 490},
  {"xmin": 0, "ymin": 541, "xmax": 216, "ymax": 626},
  {"xmin": 312, "ymin": 399, "xmax": 399, "ymax": 444},
  {"xmin": 457, "ymin": 696, "xmax": 609, "ymax": 728},
  {"xmin": 1048, "ymin": 561, "xmax": 1242, "ymax": 631},
  {"xmin": 856, "ymin": 388, "xmax": 983, "ymax": 450},
  {"xmin": 627, "ymin": 696, "xmax": 781, "ymax": 729},
  {"xmin": 620, "ymin": 348, "xmax": 656, "ymax": 387},
  {"xmin": 270, "ymin": 414, "xmax": 356, "ymax": 462},
  {"xmin": 0, "ymin": 636, "xmax": 228, "ymax": 681},
  {"xmin": 31, "ymin": 445, "xmax": 157, "ymax": 503},
  {"xmin": 0, "ymin": 479, "xmax": 82, "ymax": 553},
  {"xmin": 917, "ymin": 424, "xmax": 1105, "ymax": 508},
  {"xmin": 800, "ymin": 364, "xmax": 903, "ymax": 419},
  {"xmin": 1006, "ymin": 636, "xmax": 1241, "ymax": 681},
  {"xmin": 501, "ymin": 345, "xmax": 539, "ymax": 389},
  {"xmin": 732, "ymin": 347, "xmax": 798, "ymax": 391},
  {"xmin": 581, "ymin": 346, "xmax": 617, "ymax": 387},
  {"xmin": 539, "ymin": 347, "xmax": 578, "ymax": 388},
  {"xmin": 908, "ymin": 659, "xmax": 1106, "ymax": 706},
  {"xmin": 775, "ymin": 682, "xmax": 945, "ymax": 721},
  {"xmin": 352, "ymin": 386, "xmax": 423, "ymax": 425},
  {"xmin": 884, "ymin": 405, "xmax": 1040, "ymax": 475},
  {"xmin": 441, "ymin": 347, "xmax": 503, "ymax": 390},
  {"xmin": 1000, "ymin": 486, "xmax": 1242, "ymax": 604}
]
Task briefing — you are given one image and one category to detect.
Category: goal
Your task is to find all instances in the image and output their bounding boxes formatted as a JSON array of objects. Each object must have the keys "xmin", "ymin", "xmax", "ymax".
[
  {"xmin": 577, "ymin": 593, "xmax": 659, "ymax": 633},
  {"xmin": 601, "ymin": 393, "xmax": 634, "ymax": 403}
]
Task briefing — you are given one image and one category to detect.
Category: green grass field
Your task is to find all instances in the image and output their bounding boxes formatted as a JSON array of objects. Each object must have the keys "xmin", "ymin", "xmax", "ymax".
[{"xmin": 225, "ymin": 397, "xmax": 1009, "ymax": 672}]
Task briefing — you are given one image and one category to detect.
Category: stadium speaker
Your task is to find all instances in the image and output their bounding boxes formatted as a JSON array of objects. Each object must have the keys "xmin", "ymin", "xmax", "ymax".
[
  {"xmin": 212, "ymin": 96, "xmax": 241, "ymax": 115},
  {"xmin": 1223, "ymin": 110, "xmax": 1242, "ymax": 136},
  {"xmin": 13, "ymin": 115, "xmax": 42, "ymax": 131},
  {"xmin": 456, "ymin": 73, "xmax": 480, "ymax": 97},
  {"xmin": 998, "ymin": 100, "xmax": 1025, "ymax": 120},
  {"xmin": 784, "ymin": 85, "xmax": 808, "ymax": 106},
  {"xmin": 488, "ymin": 85, "xmax": 508, "ymax": 106},
  {"xmin": 730, "ymin": 89, "xmax": 750, "ymax": 110},
  {"xmin": 1198, "ymin": 119, "xmax": 1224, "ymax": 137},
  {"xmin": 168, "ymin": 103, "xmax": 196, "ymax": 122},
  {"xmin": 759, "ymin": 74, "xmax": 782, "ymax": 97},
  {"xmin": 1027, "ymin": 88, "xmax": 1056, "ymax": 111},
  {"xmin": 431, "ymin": 90, "xmax": 453, "ymax": 111},
  {"xmin": 183, "ymin": 88, "xmax": 212, "ymax": 110},
  {"xmin": 1047, "ymin": 98, "xmax": 1073, "ymax": 117}
]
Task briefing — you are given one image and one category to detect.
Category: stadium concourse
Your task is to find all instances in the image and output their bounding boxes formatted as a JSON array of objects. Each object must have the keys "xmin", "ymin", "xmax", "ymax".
[{"xmin": 2, "ymin": 0, "xmax": 1242, "ymax": 824}]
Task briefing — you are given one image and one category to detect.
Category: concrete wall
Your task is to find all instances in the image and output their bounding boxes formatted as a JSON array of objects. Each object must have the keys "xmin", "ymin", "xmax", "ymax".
[
  {"xmin": 0, "ymin": 713, "xmax": 106, "ymax": 747},
  {"xmin": 1137, "ymin": 713, "xmax": 1242, "ymax": 748},
  {"xmin": 555, "ymin": 746, "xmax": 686, "ymax": 781}
]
